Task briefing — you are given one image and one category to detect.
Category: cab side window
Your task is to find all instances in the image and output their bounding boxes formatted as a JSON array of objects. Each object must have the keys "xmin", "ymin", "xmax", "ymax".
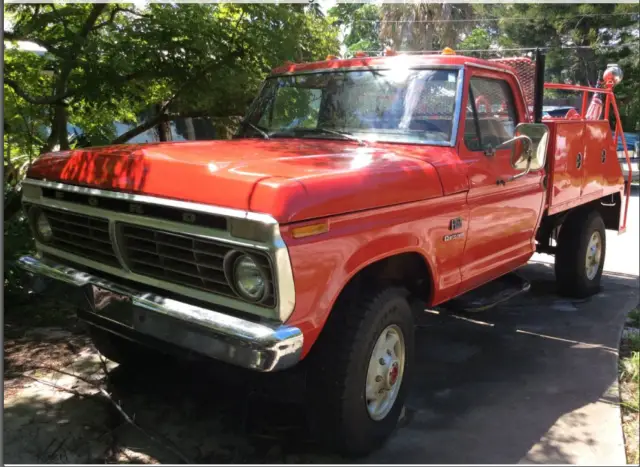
[{"xmin": 464, "ymin": 77, "xmax": 517, "ymax": 152}]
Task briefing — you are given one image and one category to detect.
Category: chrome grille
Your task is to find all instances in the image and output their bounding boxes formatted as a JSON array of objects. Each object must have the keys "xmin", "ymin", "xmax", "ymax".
[
  {"xmin": 120, "ymin": 224, "xmax": 276, "ymax": 306},
  {"xmin": 40, "ymin": 207, "xmax": 120, "ymax": 267}
]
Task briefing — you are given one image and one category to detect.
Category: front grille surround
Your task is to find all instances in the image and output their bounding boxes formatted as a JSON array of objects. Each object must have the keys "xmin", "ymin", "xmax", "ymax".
[
  {"xmin": 28, "ymin": 205, "xmax": 120, "ymax": 268},
  {"xmin": 119, "ymin": 224, "xmax": 276, "ymax": 307},
  {"xmin": 24, "ymin": 204, "xmax": 278, "ymax": 310}
]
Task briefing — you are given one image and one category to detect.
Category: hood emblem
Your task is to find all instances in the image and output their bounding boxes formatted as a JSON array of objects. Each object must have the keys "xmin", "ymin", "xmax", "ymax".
[
  {"xmin": 182, "ymin": 212, "xmax": 196, "ymax": 223},
  {"xmin": 129, "ymin": 203, "xmax": 144, "ymax": 214}
]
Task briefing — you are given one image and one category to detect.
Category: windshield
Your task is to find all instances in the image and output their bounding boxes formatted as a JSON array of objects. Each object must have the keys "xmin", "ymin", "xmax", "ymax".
[{"xmin": 237, "ymin": 68, "xmax": 461, "ymax": 145}]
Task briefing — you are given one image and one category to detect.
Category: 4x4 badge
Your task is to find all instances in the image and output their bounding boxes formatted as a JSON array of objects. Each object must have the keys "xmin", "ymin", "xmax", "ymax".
[{"xmin": 449, "ymin": 217, "xmax": 462, "ymax": 230}]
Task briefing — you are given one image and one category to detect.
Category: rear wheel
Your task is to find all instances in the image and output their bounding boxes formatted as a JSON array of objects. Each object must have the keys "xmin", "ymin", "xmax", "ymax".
[
  {"xmin": 305, "ymin": 286, "xmax": 415, "ymax": 457},
  {"xmin": 555, "ymin": 209, "xmax": 606, "ymax": 297}
]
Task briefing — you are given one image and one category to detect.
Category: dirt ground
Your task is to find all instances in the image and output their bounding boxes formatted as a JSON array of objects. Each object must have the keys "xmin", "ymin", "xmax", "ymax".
[{"xmin": 3, "ymin": 323, "xmax": 340, "ymax": 464}]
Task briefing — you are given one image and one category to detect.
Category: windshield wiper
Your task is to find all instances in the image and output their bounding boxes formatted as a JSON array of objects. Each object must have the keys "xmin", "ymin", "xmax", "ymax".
[
  {"xmin": 243, "ymin": 122, "xmax": 270, "ymax": 139},
  {"xmin": 314, "ymin": 127, "xmax": 366, "ymax": 146}
]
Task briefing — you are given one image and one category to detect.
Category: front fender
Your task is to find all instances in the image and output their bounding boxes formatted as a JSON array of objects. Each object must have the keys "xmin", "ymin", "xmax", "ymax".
[{"xmin": 278, "ymin": 194, "xmax": 469, "ymax": 359}]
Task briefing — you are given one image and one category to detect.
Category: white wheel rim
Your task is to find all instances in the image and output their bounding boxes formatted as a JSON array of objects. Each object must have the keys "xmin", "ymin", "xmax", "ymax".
[
  {"xmin": 365, "ymin": 324, "xmax": 405, "ymax": 421},
  {"xmin": 585, "ymin": 231, "xmax": 602, "ymax": 281}
]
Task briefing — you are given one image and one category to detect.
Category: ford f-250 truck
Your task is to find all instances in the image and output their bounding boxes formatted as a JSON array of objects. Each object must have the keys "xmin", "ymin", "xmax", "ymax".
[{"xmin": 18, "ymin": 49, "xmax": 633, "ymax": 456}]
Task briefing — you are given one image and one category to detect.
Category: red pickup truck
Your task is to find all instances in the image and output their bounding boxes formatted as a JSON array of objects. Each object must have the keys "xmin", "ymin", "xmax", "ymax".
[{"xmin": 18, "ymin": 49, "xmax": 632, "ymax": 456}]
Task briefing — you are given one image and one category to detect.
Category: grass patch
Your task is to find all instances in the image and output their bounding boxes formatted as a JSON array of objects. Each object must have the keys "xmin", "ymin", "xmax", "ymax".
[
  {"xmin": 620, "ymin": 306, "xmax": 640, "ymax": 465},
  {"xmin": 628, "ymin": 307, "xmax": 640, "ymax": 329}
]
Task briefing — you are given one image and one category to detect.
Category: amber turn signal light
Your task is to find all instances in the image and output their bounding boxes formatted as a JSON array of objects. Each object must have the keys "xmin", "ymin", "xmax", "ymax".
[{"xmin": 291, "ymin": 223, "xmax": 329, "ymax": 239}]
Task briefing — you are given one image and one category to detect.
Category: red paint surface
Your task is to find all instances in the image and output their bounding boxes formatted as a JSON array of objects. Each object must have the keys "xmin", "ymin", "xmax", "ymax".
[
  {"xmin": 545, "ymin": 120, "xmax": 624, "ymax": 215},
  {"xmin": 270, "ymin": 54, "xmax": 515, "ymax": 76},
  {"xmin": 27, "ymin": 140, "xmax": 461, "ymax": 223}
]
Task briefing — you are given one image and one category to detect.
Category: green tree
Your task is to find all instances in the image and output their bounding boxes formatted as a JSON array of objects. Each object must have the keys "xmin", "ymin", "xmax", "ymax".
[
  {"xmin": 328, "ymin": 3, "xmax": 383, "ymax": 54},
  {"xmin": 496, "ymin": 3, "xmax": 639, "ymax": 129},
  {"xmin": 458, "ymin": 29, "xmax": 492, "ymax": 56},
  {"xmin": 380, "ymin": 3, "xmax": 474, "ymax": 51},
  {"xmin": 3, "ymin": 3, "xmax": 339, "ymax": 152},
  {"xmin": 3, "ymin": 2, "xmax": 339, "ymax": 219}
]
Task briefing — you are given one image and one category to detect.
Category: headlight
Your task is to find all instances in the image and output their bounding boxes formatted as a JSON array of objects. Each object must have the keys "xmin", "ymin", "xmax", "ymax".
[
  {"xmin": 30, "ymin": 207, "xmax": 53, "ymax": 243},
  {"xmin": 232, "ymin": 254, "xmax": 267, "ymax": 302}
]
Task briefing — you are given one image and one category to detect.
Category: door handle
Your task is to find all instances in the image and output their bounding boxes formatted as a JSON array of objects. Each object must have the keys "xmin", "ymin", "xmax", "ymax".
[{"xmin": 576, "ymin": 152, "xmax": 583, "ymax": 169}]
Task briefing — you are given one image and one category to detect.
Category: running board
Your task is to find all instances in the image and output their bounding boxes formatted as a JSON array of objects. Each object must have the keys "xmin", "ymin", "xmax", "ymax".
[{"xmin": 439, "ymin": 273, "xmax": 531, "ymax": 313}]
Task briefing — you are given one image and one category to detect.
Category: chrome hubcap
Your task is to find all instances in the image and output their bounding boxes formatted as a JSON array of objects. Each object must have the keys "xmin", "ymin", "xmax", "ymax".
[
  {"xmin": 585, "ymin": 231, "xmax": 602, "ymax": 281},
  {"xmin": 365, "ymin": 324, "xmax": 405, "ymax": 421}
]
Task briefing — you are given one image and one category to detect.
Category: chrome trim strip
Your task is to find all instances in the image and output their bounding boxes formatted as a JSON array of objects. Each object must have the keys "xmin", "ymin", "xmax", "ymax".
[
  {"xmin": 27, "ymin": 194, "xmax": 268, "ymax": 250},
  {"xmin": 109, "ymin": 220, "xmax": 130, "ymax": 272},
  {"xmin": 22, "ymin": 179, "xmax": 297, "ymax": 322},
  {"xmin": 23, "ymin": 178, "xmax": 276, "ymax": 225},
  {"xmin": 450, "ymin": 67, "xmax": 465, "ymax": 148},
  {"xmin": 35, "ymin": 242, "xmax": 277, "ymax": 319},
  {"xmin": 17, "ymin": 255, "xmax": 303, "ymax": 372}
]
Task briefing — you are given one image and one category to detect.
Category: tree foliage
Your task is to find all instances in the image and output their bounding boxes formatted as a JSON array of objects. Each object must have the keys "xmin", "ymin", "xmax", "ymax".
[
  {"xmin": 3, "ymin": 2, "xmax": 338, "ymax": 221},
  {"xmin": 3, "ymin": 2, "xmax": 340, "ymax": 155},
  {"xmin": 328, "ymin": 2, "xmax": 639, "ymax": 130},
  {"xmin": 328, "ymin": 3, "xmax": 383, "ymax": 53},
  {"xmin": 379, "ymin": 3, "xmax": 474, "ymax": 51}
]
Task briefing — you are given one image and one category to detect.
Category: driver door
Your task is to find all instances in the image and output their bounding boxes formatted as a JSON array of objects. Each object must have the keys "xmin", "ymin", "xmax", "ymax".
[{"xmin": 457, "ymin": 73, "xmax": 546, "ymax": 293}]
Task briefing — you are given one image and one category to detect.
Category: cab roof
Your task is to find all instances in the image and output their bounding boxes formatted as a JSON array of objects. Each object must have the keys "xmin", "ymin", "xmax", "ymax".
[{"xmin": 270, "ymin": 53, "xmax": 518, "ymax": 76}]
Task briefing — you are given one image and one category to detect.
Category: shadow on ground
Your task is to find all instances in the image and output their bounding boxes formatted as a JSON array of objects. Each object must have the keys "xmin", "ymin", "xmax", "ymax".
[{"xmin": 4, "ymin": 262, "xmax": 639, "ymax": 463}]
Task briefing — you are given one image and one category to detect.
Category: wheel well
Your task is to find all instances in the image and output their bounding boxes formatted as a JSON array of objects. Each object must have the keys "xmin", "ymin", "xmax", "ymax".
[
  {"xmin": 338, "ymin": 252, "xmax": 433, "ymax": 309},
  {"xmin": 595, "ymin": 192, "xmax": 622, "ymax": 231},
  {"xmin": 536, "ymin": 193, "xmax": 621, "ymax": 253}
]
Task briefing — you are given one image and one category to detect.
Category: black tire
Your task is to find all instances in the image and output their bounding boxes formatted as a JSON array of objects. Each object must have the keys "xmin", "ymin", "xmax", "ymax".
[
  {"xmin": 555, "ymin": 209, "xmax": 606, "ymax": 298},
  {"xmin": 87, "ymin": 325, "xmax": 158, "ymax": 366},
  {"xmin": 305, "ymin": 286, "xmax": 415, "ymax": 457}
]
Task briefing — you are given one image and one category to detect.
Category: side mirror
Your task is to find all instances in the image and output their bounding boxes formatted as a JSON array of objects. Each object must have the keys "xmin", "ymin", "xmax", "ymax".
[
  {"xmin": 511, "ymin": 122, "xmax": 550, "ymax": 171},
  {"xmin": 495, "ymin": 123, "xmax": 550, "ymax": 182}
]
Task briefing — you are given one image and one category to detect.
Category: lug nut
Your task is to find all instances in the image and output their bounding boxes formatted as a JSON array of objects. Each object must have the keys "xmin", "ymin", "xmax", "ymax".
[
  {"xmin": 375, "ymin": 375, "xmax": 382, "ymax": 382},
  {"xmin": 379, "ymin": 358, "xmax": 385, "ymax": 365}
]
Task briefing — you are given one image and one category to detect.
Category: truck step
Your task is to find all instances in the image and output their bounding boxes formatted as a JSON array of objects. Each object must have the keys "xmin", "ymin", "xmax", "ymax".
[{"xmin": 440, "ymin": 273, "xmax": 531, "ymax": 313}]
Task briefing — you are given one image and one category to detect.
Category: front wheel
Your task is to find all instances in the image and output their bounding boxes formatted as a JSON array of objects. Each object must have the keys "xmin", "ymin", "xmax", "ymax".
[
  {"xmin": 555, "ymin": 209, "xmax": 606, "ymax": 297},
  {"xmin": 305, "ymin": 286, "xmax": 415, "ymax": 457}
]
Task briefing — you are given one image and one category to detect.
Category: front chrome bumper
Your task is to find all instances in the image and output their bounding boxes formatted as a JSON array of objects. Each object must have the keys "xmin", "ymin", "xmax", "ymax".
[{"xmin": 18, "ymin": 255, "xmax": 303, "ymax": 372}]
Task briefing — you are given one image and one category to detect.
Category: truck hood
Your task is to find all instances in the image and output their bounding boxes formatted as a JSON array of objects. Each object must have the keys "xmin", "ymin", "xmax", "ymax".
[{"xmin": 27, "ymin": 139, "xmax": 453, "ymax": 223}]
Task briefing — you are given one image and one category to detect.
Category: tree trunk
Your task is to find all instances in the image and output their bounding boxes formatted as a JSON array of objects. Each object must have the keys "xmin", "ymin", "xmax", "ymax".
[
  {"xmin": 155, "ymin": 103, "xmax": 171, "ymax": 141},
  {"xmin": 184, "ymin": 117, "xmax": 196, "ymax": 140},
  {"xmin": 56, "ymin": 104, "xmax": 70, "ymax": 150}
]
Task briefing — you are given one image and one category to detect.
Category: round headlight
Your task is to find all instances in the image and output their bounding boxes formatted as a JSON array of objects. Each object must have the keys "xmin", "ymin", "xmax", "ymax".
[
  {"xmin": 233, "ymin": 255, "xmax": 266, "ymax": 301},
  {"xmin": 34, "ymin": 209, "xmax": 53, "ymax": 243}
]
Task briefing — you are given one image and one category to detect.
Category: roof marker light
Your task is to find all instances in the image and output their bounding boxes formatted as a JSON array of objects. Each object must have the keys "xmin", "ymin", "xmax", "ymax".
[
  {"xmin": 384, "ymin": 47, "xmax": 397, "ymax": 56},
  {"xmin": 354, "ymin": 51, "xmax": 368, "ymax": 58},
  {"xmin": 442, "ymin": 47, "xmax": 456, "ymax": 55}
]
